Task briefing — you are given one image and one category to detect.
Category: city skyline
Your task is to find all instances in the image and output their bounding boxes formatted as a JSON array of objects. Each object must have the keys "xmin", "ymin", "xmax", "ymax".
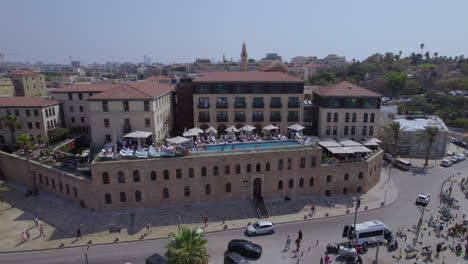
[{"xmin": 1, "ymin": 0, "xmax": 468, "ymax": 64}]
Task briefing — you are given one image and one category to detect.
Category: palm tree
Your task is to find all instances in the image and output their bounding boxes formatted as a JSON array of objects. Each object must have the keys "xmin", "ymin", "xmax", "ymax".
[
  {"xmin": 419, "ymin": 126, "xmax": 440, "ymax": 167},
  {"xmin": 384, "ymin": 122, "xmax": 405, "ymax": 155},
  {"xmin": 420, "ymin": 43, "xmax": 425, "ymax": 55},
  {"xmin": 17, "ymin": 134, "xmax": 36, "ymax": 193},
  {"xmin": 165, "ymin": 226, "xmax": 209, "ymax": 264},
  {"xmin": 0, "ymin": 180, "xmax": 9, "ymax": 204},
  {"xmin": 1, "ymin": 114, "xmax": 21, "ymax": 145}
]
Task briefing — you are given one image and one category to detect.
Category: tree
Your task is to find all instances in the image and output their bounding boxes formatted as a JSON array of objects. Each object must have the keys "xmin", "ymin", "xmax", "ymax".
[
  {"xmin": 384, "ymin": 122, "xmax": 405, "ymax": 155},
  {"xmin": 401, "ymin": 80, "xmax": 421, "ymax": 95},
  {"xmin": 419, "ymin": 126, "xmax": 440, "ymax": 167},
  {"xmin": 384, "ymin": 72, "xmax": 407, "ymax": 97},
  {"xmin": 420, "ymin": 43, "xmax": 425, "ymax": 54},
  {"xmin": 0, "ymin": 180, "xmax": 9, "ymax": 203},
  {"xmin": 17, "ymin": 134, "xmax": 36, "ymax": 193},
  {"xmin": 1, "ymin": 115, "xmax": 21, "ymax": 145},
  {"xmin": 165, "ymin": 226, "xmax": 209, "ymax": 264},
  {"xmin": 424, "ymin": 51, "xmax": 430, "ymax": 62},
  {"xmin": 309, "ymin": 72, "xmax": 336, "ymax": 85},
  {"xmin": 49, "ymin": 128, "xmax": 70, "ymax": 143}
]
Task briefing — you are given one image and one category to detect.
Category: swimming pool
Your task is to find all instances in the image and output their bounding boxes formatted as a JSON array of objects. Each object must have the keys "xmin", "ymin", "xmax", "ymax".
[{"xmin": 202, "ymin": 140, "xmax": 301, "ymax": 151}]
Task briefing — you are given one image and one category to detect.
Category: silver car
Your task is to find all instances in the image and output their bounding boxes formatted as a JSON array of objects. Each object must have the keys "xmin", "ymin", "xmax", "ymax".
[
  {"xmin": 455, "ymin": 154, "xmax": 466, "ymax": 161},
  {"xmin": 245, "ymin": 221, "xmax": 275, "ymax": 236}
]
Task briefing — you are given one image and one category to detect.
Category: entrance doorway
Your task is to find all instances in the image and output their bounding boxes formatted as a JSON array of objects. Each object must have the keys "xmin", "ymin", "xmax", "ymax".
[{"xmin": 253, "ymin": 178, "xmax": 262, "ymax": 199}]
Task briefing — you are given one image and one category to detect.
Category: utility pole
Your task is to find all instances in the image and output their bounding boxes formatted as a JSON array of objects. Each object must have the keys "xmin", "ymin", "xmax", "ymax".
[{"xmin": 85, "ymin": 245, "xmax": 90, "ymax": 264}]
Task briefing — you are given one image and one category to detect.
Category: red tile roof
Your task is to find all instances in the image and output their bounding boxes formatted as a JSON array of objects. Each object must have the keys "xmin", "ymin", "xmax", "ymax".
[
  {"xmin": 51, "ymin": 83, "xmax": 122, "ymax": 93},
  {"xmin": 145, "ymin": 75, "xmax": 171, "ymax": 81},
  {"xmin": 194, "ymin": 71, "xmax": 303, "ymax": 82},
  {"xmin": 89, "ymin": 81, "xmax": 173, "ymax": 100},
  {"xmin": 0, "ymin": 96, "xmax": 59, "ymax": 107},
  {"xmin": 313, "ymin": 81, "xmax": 382, "ymax": 97},
  {"xmin": 11, "ymin": 71, "xmax": 38, "ymax": 76}
]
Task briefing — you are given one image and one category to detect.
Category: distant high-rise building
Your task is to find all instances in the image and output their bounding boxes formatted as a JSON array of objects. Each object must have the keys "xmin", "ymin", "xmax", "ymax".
[
  {"xmin": 143, "ymin": 55, "xmax": 151, "ymax": 65},
  {"xmin": 240, "ymin": 42, "xmax": 248, "ymax": 71},
  {"xmin": 71, "ymin": 61, "xmax": 81, "ymax": 69}
]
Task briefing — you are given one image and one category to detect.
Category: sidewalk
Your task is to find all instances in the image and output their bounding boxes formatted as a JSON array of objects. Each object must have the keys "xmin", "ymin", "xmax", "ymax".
[{"xmin": 0, "ymin": 171, "xmax": 397, "ymax": 253}]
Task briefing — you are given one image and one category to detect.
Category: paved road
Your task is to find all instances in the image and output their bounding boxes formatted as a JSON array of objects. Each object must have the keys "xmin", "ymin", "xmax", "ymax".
[{"xmin": 0, "ymin": 160, "xmax": 466, "ymax": 264}]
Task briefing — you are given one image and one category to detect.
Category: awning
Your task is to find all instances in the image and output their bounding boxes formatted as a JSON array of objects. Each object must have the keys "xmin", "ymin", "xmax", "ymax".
[
  {"xmin": 124, "ymin": 131, "xmax": 152, "ymax": 138},
  {"xmin": 205, "ymin": 126, "xmax": 218, "ymax": 134},
  {"xmin": 166, "ymin": 136, "xmax": 191, "ymax": 144},
  {"xmin": 288, "ymin": 124, "xmax": 305, "ymax": 131},
  {"xmin": 319, "ymin": 140, "xmax": 342, "ymax": 148},
  {"xmin": 183, "ymin": 130, "xmax": 199, "ymax": 137},
  {"xmin": 225, "ymin": 126, "xmax": 239, "ymax": 133},
  {"xmin": 189, "ymin": 127, "xmax": 204, "ymax": 134},
  {"xmin": 361, "ymin": 137, "xmax": 382, "ymax": 146},
  {"xmin": 263, "ymin": 125, "xmax": 279, "ymax": 130},
  {"xmin": 348, "ymin": 146, "xmax": 372, "ymax": 153},
  {"xmin": 338, "ymin": 139, "xmax": 362, "ymax": 147},
  {"xmin": 327, "ymin": 147, "xmax": 355, "ymax": 154},
  {"xmin": 240, "ymin": 125, "xmax": 256, "ymax": 132}
]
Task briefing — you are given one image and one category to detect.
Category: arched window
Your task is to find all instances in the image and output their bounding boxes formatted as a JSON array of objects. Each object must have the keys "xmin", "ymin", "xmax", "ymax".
[
  {"xmin": 299, "ymin": 178, "xmax": 304, "ymax": 187},
  {"xmin": 184, "ymin": 186, "xmax": 190, "ymax": 197},
  {"xmin": 288, "ymin": 179, "xmax": 294, "ymax": 188},
  {"xmin": 104, "ymin": 193, "xmax": 112, "ymax": 204},
  {"xmin": 133, "ymin": 170, "xmax": 140, "ymax": 182},
  {"xmin": 325, "ymin": 190, "xmax": 331, "ymax": 196},
  {"xmin": 120, "ymin": 192, "xmax": 126, "ymax": 202},
  {"xmin": 226, "ymin": 182, "xmax": 231, "ymax": 193},
  {"xmin": 278, "ymin": 180, "xmax": 283, "ymax": 190},
  {"xmin": 342, "ymin": 188, "xmax": 348, "ymax": 195},
  {"xmin": 164, "ymin": 170, "xmax": 169, "ymax": 180},
  {"xmin": 357, "ymin": 186, "xmax": 363, "ymax": 193},
  {"xmin": 309, "ymin": 177, "xmax": 314, "ymax": 186},
  {"xmin": 236, "ymin": 164, "xmax": 241, "ymax": 174},
  {"xmin": 256, "ymin": 163, "xmax": 261, "ymax": 172},
  {"xmin": 189, "ymin": 168, "xmax": 194, "ymax": 178},
  {"xmin": 205, "ymin": 184, "xmax": 211, "ymax": 195},
  {"xmin": 265, "ymin": 162, "xmax": 270, "ymax": 172},
  {"xmin": 246, "ymin": 164, "xmax": 251, "ymax": 173},
  {"xmin": 118, "ymin": 171, "xmax": 125, "ymax": 183},
  {"xmin": 225, "ymin": 165, "xmax": 230, "ymax": 175},
  {"xmin": 163, "ymin": 188, "xmax": 169, "ymax": 199},
  {"xmin": 213, "ymin": 166, "xmax": 219, "ymax": 176},
  {"xmin": 176, "ymin": 169, "xmax": 182, "ymax": 179},
  {"xmin": 150, "ymin": 171, "xmax": 157, "ymax": 181},
  {"xmin": 344, "ymin": 173, "xmax": 349, "ymax": 181},
  {"xmin": 326, "ymin": 175, "xmax": 332, "ymax": 183},
  {"xmin": 135, "ymin": 191, "xmax": 142, "ymax": 202},
  {"xmin": 102, "ymin": 172, "xmax": 110, "ymax": 184},
  {"xmin": 201, "ymin": 167, "xmax": 207, "ymax": 176}
]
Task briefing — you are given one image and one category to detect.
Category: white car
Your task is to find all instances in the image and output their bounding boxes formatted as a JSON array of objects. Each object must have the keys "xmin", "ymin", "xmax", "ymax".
[
  {"xmin": 245, "ymin": 221, "xmax": 275, "ymax": 236},
  {"xmin": 455, "ymin": 154, "xmax": 466, "ymax": 161},
  {"xmin": 441, "ymin": 159, "xmax": 453, "ymax": 167},
  {"xmin": 416, "ymin": 193, "xmax": 431, "ymax": 205}
]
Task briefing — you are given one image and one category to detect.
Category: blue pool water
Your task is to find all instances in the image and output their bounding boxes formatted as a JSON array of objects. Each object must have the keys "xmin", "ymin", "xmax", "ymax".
[{"xmin": 202, "ymin": 140, "xmax": 301, "ymax": 151}]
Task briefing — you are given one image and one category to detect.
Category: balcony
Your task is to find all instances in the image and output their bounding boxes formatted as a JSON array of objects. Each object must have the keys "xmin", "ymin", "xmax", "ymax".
[
  {"xmin": 235, "ymin": 116, "xmax": 246, "ymax": 122},
  {"xmin": 252, "ymin": 102, "xmax": 264, "ymax": 108},
  {"xmin": 216, "ymin": 102, "xmax": 228, "ymax": 109},
  {"xmin": 270, "ymin": 102, "xmax": 282, "ymax": 108},
  {"xmin": 122, "ymin": 125, "xmax": 132, "ymax": 133},
  {"xmin": 217, "ymin": 117, "xmax": 228, "ymax": 122},
  {"xmin": 288, "ymin": 102, "xmax": 300, "ymax": 108},
  {"xmin": 288, "ymin": 116, "xmax": 299, "ymax": 122},
  {"xmin": 270, "ymin": 116, "xmax": 281, "ymax": 122},
  {"xmin": 198, "ymin": 116, "xmax": 210, "ymax": 122},
  {"xmin": 234, "ymin": 102, "xmax": 246, "ymax": 108},
  {"xmin": 252, "ymin": 116, "xmax": 264, "ymax": 122},
  {"xmin": 198, "ymin": 102, "xmax": 210, "ymax": 109}
]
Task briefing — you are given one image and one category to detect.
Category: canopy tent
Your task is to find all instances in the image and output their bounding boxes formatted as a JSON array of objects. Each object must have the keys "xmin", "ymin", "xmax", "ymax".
[
  {"xmin": 327, "ymin": 147, "xmax": 355, "ymax": 154},
  {"xmin": 288, "ymin": 124, "xmax": 305, "ymax": 131},
  {"xmin": 183, "ymin": 130, "xmax": 199, "ymax": 137},
  {"xmin": 361, "ymin": 137, "xmax": 382, "ymax": 146},
  {"xmin": 166, "ymin": 136, "xmax": 191, "ymax": 144},
  {"xmin": 349, "ymin": 146, "xmax": 372, "ymax": 153},
  {"xmin": 225, "ymin": 126, "xmax": 239, "ymax": 133},
  {"xmin": 205, "ymin": 126, "xmax": 218, "ymax": 134},
  {"xmin": 188, "ymin": 127, "xmax": 204, "ymax": 134},
  {"xmin": 318, "ymin": 139, "xmax": 342, "ymax": 148},
  {"xmin": 262, "ymin": 125, "xmax": 279, "ymax": 130},
  {"xmin": 240, "ymin": 125, "xmax": 255, "ymax": 132},
  {"xmin": 337, "ymin": 139, "xmax": 362, "ymax": 147},
  {"xmin": 124, "ymin": 131, "xmax": 152, "ymax": 138}
]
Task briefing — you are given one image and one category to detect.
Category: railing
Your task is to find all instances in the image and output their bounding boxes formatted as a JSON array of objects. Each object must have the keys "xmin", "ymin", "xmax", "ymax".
[
  {"xmin": 252, "ymin": 116, "xmax": 264, "ymax": 122},
  {"xmin": 270, "ymin": 102, "xmax": 282, "ymax": 108},
  {"xmin": 252, "ymin": 102, "xmax": 264, "ymax": 108},
  {"xmin": 234, "ymin": 102, "xmax": 246, "ymax": 108},
  {"xmin": 198, "ymin": 102, "xmax": 210, "ymax": 109},
  {"xmin": 288, "ymin": 102, "xmax": 300, "ymax": 108},
  {"xmin": 216, "ymin": 102, "xmax": 228, "ymax": 108}
]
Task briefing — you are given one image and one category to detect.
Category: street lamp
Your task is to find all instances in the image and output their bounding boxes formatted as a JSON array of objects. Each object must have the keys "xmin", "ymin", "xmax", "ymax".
[
  {"xmin": 371, "ymin": 238, "xmax": 387, "ymax": 264},
  {"xmin": 413, "ymin": 206, "xmax": 428, "ymax": 247},
  {"xmin": 349, "ymin": 196, "xmax": 361, "ymax": 243}
]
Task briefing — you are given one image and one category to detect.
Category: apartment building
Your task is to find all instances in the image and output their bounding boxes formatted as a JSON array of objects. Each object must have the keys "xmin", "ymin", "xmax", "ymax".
[
  {"xmin": 312, "ymin": 81, "xmax": 381, "ymax": 139},
  {"xmin": 0, "ymin": 96, "xmax": 60, "ymax": 145},
  {"xmin": 10, "ymin": 71, "xmax": 47, "ymax": 96},
  {"xmin": 192, "ymin": 72, "xmax": 304, "ymax": 135},
  {"xmin": 0, "ymin": 77, "xmax": 15, "ymax": 96},
  {"xmin": 88, "ymin": 81, "xmax": 173, "ymax": 146}
]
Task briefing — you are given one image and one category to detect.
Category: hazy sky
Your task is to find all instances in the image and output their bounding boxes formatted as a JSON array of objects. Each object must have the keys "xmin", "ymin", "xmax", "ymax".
[{"xmin": 1, "ymin": 0, "xmax": 467, "ymax": 64}]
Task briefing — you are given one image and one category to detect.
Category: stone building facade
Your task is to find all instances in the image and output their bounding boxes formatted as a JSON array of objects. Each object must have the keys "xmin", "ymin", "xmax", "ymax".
[
  {"xmin": 10, "ymin": 71, "xmax": 47, "ymax": 96},
  {"xmin": 0, "ymin": 77, "xmax": 15, "ymax": 96}
]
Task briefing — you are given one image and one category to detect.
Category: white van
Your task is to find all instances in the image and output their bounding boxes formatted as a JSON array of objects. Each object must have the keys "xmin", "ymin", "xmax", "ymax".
[
  {"xmin": 342, "ymin": 220, "xmax": 394, "ymax": 246},
  {"xmin": 393, "ymin": 158, "xmax": 411, "ymax": 170}
]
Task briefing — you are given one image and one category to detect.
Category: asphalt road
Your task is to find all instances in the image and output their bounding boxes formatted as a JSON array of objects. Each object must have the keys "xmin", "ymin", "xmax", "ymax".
[{"xmin": 0, "ymin": 159, "xmax": 465, "ymax": 264}]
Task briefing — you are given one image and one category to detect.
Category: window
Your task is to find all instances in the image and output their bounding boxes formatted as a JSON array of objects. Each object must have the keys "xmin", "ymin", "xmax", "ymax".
[
  {"xmin": 326, "ymin": 112, "xmax": 331, "ymax": 122},
  {"xmin": 288, "ymin": 97, "xmax": 299, "ymax": 108},
  {"xmin": 183, "ymin": 186, "xmax": 191, "ymax": 197},
  {"xmin": 309, "ymin": 177, "xmax": 314, "ymax": 186},
  {"xmin": 198, "ymin": 97, "xmax": 210, "ymax": 108},
  {"xmin": 326, "ymin": 125, "xmax": 331, "ymax": 135},
  {"xmin": 73, "ymin": 187, "xmax": 77, "ymax": 198},
  {"xmin": 176, "ymin": 169, "xmax": 182, "ymax": 179},
  {"xmin": 198, "ymin": 111, "xmax": 210, "ymax": 122},
  {"xmin": 235, "ymin": 97, "xmax": 246, "ymax": 108},
  {"xmin": 162, "ymin": 188, "xmax": 169, "ymax": 199},
  {"xmin": 135, "ymin": 191, "xmax": 142, "ymax": 202},
  {"xmin": 288, "ymin": 179, "xmax": 294, "ymax": 188},
  {"xmin": 119, "ymin": 192, "xmax": 126, "ymax": 202},
  {"xmin": 216, "ymin": 97, "xmax": 228, "ymax": 108},
  {"xmin": 81, "ymin": 117, "xmax": 85, "ymax": 123},
  {"xmin": 359, "ymin": 172, "xmax": 364, "ymax": 180},
  {"xmin": 363, "ymin": 113, "xmax": 368, "ymax": 123},
  {"xmin": 164, "ymin": 170, "xmax": 169, "ymax": 180},
  {"xmin": 287, "ymin": 111, "xmax": 299, "ymax": 121},
  {"xmin": 253, "ymin": 97, "xmax": 264, "ymax": 108},
  {"xmin": 102, "ymin": 172, "xmax": 110, "ymax": 184},
  {"xmin": 287, "ymin": 159, "xmax": 292, "ymax": 169},
  {"xmin": 344, "ymin": 173, "xmax": 349, "ymax": 181},
  {"xmin": 118, "ymin": 171, "xmax": 125, "ymax": 183},
  {"xmin": 123, "ymin": 101, "xmax": 129, "ymax": 111},
  {"xmin": 369, "ymin": 126, "xmax": 374, "ymax": 136},
  {"xmin": 270, "ymin": 97, "xmax": 282, "ymax": 108},
  {"xmin": 235, "ymin": 111, "xmax": 246, "ymax": 122},
  {"xmin": 344, "ymin": 126, "xmax": 349, "ymax": 136},
  {"xmin": 45, "ymin": 177, "xmax": 49, "ymax": 186},
  {"xmin": 332, "ymin": 126, "xmax": 337, "ymax": 136},
  {"xmin": 352, "ymin": 113, "xmax": 357, "ymax": 123},
  {"xmin": 133, "ymin": 170, "xmax": 140, "ymax": 182},
  {"xmin": 51, "ymin": 179, "xmax": 56, "ymax": 189},
  {"xmin": 345, "ymin": 112, "xmax": 350, "ymax": 122},
  {"xmin": 311, "ymin": 157, "xmax": 317, "ymax": 167},
  {"xmin": 226, "ymin": 182, "xmax": 231, "ymax": 193},
  {"xmin": 15, "ymin": 110, "xmax": 20, "ymax": 116},
  {"xmin": 26, "ymin": 109, "xmax": 31, "ymax": 116},
  {"xmin": 235, "ymin": 164, "xmax": 241, "ymax": 174},
  {"xmin": 351, "ymin": 126, "xmax": 356, "ymax": 136},
  {"xmin": 225, "ymin": 165, "xmax": 230, "ymax": 175},
  {"xmin": 78, "ymin": 93, "xmax": 83, "ymax": 100},
  {"xmin": 299, "ymin": 178, "xmax": 304, "ymax": 187},
  {"xmin": 216, "ymin": 112, "xmax": 228, "ymax": 122},
  {"xmin": 357, "ymin": 186, "xmax": 363, "ymax": 193},
  {"xmin": 150, "ymin": 171, "xmax": 157, "ymax": 181},
  {"xmin": 68, "ymin": 93, "xmax": 73, "ymax": 100},
  {"xmin": 144, "ymin": 101, "xmax": 150, "ymax": 111},
  {"xmin": 300, "ymin": 158, "xmax": 305, "ymax": 168},
  {"xmin": 189, "ymin": 168, "xmax": 194, "ymax": 178},
  {"xmin": 66, "ymin": 184, "xmax": 70, "ymax": 194},
  {"xmin": 59, "ymin": 181, "xmax": 63, "ymax": 192},
  {"xmin": 104, "ymin": 119, "xmax": 110, "ymax": 128},
  {"xmin": 34, "ymin": 110, "xmax": 38, "ymax": 116},
  {"xmin": 370, "ymin": 113, "xmax": 375, "ymax": 123},
  {"xmin": 278, "ymin": 180, "xmax": 283, "ymax": 190},
  {"xmin": 105, "ymin": 193, "xmax": 112, "ymax": 204},
  {"xmin": 201, "ymin": 167, "xmax": 207, "ymax": 176},
  {"xmin": 278, "ymin": 159, "xmax": 283, "ymax": 170},
  {"xmin": 252, "ymin": 111, "xmax": 263, "ymax": 122},
  {"xmin": 105, "ymin": 134, "xmax": 111, "ymax": 142},
  {"xmin": 326, "ymin": 175, "xmax": 332, "ymax": 183},
  {"xmin": 256, "ymin": 163, "xmax": 261, "ymax": 172},
  {"xmin": 102, "ymin": 101, "xmax": 108, "ymax": 112},
  {"xmin": 79, "ymin": 105, "xmax": 84, "ymax": 112},
  {"xmin": 205, "ymin": 184, "xmax": 211, "ymax": 195},
  {"xmin": 246, "ymin": 164, "xmax": 251, "ymax": 173},
  {"xmin": 145, "ymin": 118, "xmax": 151, "ymax": 128},
  {"xmin": 213, "ymin": 166, "xmax": 219, "ymax": 176},
  {"xmin": 266, "ymin": 162, "xmax": 270, "ymax": 172},
  {"xmin": 71, "ymin": 117, "xmax": 76, "ymax": 124},
  {"xmin": 28, "ymin": 122, "xmax": 33, "ymax": 129},
  {"xmin": 362, "ymin": 126, "xmax": 367, "ymax": 136},
  {"xmin": 333, "ymin": 112, "xmax": 338, "ymax": 122}
]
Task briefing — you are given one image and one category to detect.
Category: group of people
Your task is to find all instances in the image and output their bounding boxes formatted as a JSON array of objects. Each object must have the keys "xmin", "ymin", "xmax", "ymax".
[{"xmin": 21, "ymin": 217, "xmax": 46, "ymax": 243}]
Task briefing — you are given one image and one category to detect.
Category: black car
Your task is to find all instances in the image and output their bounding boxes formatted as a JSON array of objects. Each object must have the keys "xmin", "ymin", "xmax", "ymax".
[
  {"xmin": 228, "ymin": 239, "xmax": 262, "ymax": 259},
  {"xmin": 224, "ymin": 252, "xmax": 249, "ymax": 264}
]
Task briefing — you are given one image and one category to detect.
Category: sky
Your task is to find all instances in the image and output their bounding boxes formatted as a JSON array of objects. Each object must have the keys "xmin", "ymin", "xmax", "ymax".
[{"xmin": 1, "ymin": 0, "xmax": 467, "ymax": 64}]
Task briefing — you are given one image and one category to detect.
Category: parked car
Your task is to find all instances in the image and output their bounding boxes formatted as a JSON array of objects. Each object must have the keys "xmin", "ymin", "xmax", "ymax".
[
  {"xmin": 441, "ymin": 159, "xmax": 453, "ymax": 167},
  {"xmin": 450, "ymin": 157, "xmax": 459, "ymax": 164},
  {"xmin": 416, "ymin": 192, "xmax": 431, "ymax": 205},
  {"xmin": 463, "ymin": 150, "xmax": 468, "ymax": 156},
  {"xmin": 224, "ymin": 252, "xmax": 249, "ymax": 264},
  {"xmin": 455, "ymin": 154, "xmax": 466, "ymax": 161},
  {"xmin": 227, "ymin": 239, "xmax": 262, "ymax": 259},
  {"xmin": 383, "ymin": 153, "xmax": 394, "ymax": 163},
  {"xmin": 245, "ymin": 221, "xmax": 275, "ymax": 236},
  {"xmin": 145, "ymin": 253, "xmax": 167, "ymax": 264}
]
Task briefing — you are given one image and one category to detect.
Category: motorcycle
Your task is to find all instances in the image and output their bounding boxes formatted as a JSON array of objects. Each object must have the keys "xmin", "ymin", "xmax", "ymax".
[
  {"xmin": 353, "ymin": 244, "xmax": 367, "ymax": 254},
  {"xmin": 388, "ymin": 241, "xmax": 398, "ymax": 251}
]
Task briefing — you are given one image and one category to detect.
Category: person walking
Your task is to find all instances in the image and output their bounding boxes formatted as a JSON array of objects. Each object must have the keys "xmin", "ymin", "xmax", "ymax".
[
  {"xmin": 21, "ymin": 232, "xmax": 27, "ymax": 243},
  {"xmin": 39, "ymin": 224, "xmax": 45, "ymax": 237},
  {"xmin": 320, "ymin": 256, "xmax": 323, "ymax": 264},
  {"xmin": 33, "ymin": 217, "xmax": 39, "ymax": 227},
  {"xmin": 285, "ymin": 235, "xmax": 291, "ymax": 250},
  {"xmin": 146, "ymin": 221, "xmax": 152, "ymax": 235},
  {"xmin": 76, "ymin": 228, "xmax": 81, "ymax": 240},
  {"xmin": 324, "ymin": 254, "xmax": 330, "ymax": 264},
  {"xmin": 25, "ymin": 229, "xmax": 30, "ymax": 240},
  {"xmin": 204, "ymin": 216, "xmax": 208, "ymax": 227},
  {"xmin": 298, "ymin": 229, "xmax": 303, "ymax": 240}
]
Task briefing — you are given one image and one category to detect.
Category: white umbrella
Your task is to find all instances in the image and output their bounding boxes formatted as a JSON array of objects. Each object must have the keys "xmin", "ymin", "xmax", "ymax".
[
  {"xmin": 189, "ymin": 127, "xmax": 204, "ymax": 134},
  {"xmin": 183, "ymin": 130, "xmax": 199, "ymax": 137},
  {"xmin": 240, "ymin": 125, "xmax": 255, "ymax": 132},
  {"xmin": 225, "ymin": 126, "xmax": 239, "ymax": 133},
  {"xmin": 288, "ymin": 124, "xmax": 305, "ymax": 131},
  {"xmin": 166, "ymin": 136, "xmax": 191, "ymax": 144},
  {"xmin": 262, "ymin": 125, "xmax": 279, "ymax": 130},
  {"xmin": 205, "ymin": 126, "xmax": 218, "ymax": 134}
]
